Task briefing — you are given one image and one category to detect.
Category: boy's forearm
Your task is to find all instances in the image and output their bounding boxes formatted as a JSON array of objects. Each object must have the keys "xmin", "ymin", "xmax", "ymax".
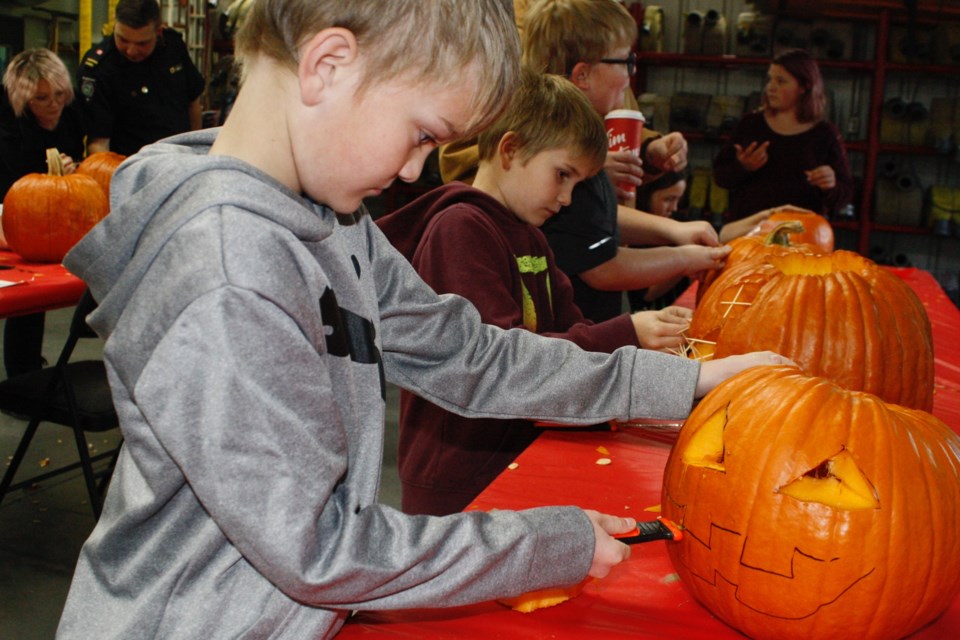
[
  {"xmin": 616, "ymin": 204, "xmax": 685, "ymax": 246},
  {"xmin": 578, "ymin": 245, "xmax": 692, "ymax": 292}
]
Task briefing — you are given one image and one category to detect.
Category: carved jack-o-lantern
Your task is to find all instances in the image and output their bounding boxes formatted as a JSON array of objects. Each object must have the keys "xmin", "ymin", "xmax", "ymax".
[{"xmin": 662, "ymin": 366, "xmax": 960, "ymax": 640}]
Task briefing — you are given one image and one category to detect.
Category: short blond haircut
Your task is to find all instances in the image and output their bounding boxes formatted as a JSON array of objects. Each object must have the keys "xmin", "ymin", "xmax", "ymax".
[
  {"xmin": 2, "ymin": 48, "xmax": 74, "ymax": 117},
  {"xmin": 522, "ymin": 0, "xmax": 638, "ymax": 76},
  {"xmin": 235, "ymin": 0, "xmax": 521, "ymax": 138},
  {"xmin": 478, "ymin": 68, "xmax": 606, "ymax": 173}
]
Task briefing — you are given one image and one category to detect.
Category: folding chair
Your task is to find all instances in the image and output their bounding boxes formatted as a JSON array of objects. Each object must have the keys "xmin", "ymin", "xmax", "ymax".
[{"xmin": 0, "ymin": 290, "xmax": 120, "ymax": 518}]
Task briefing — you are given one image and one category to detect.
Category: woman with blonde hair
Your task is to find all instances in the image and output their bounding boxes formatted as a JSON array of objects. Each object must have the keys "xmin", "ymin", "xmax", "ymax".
[{"xmin": 1, "ymin": 48, "xmax": 85, "ymax": 377}]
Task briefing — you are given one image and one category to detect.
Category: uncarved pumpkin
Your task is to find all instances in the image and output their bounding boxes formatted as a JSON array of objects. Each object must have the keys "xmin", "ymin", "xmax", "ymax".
[
  {"xmin": 748, "ymin": 207, "xmax": 835, "ymax": 252},
  {"xmin": 2, "ymin": 148, "xmax": 109, "ymax": 263},
  {"xmin": 688, "ymin": 250, "xmax": 934, "ymax": 411},
  {"xmin": 76, "ymin": 151, "xmax": 125, "ymax": 200},
  {"xmin": 662, "ymin": 366, "xmax": 960, "ymax": 640}
]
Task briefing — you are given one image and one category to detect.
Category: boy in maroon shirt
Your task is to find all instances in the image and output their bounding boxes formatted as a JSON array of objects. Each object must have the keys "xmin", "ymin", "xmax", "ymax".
[{"xmin": 378, "ymin": 71, "xmax": 694, "ymax": 515}]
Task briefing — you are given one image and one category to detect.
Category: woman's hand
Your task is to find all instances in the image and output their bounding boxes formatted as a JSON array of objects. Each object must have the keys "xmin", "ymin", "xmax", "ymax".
[
  {"xmin": 734, "ymin": 141, "xmax": 770, "ymax": 172},
  {"xmin": 630, "ymin": 305, "xmax": 692, "ymax": 352},
  {"xmin": 695, "ymin": 352, "xmax": 796, "ymax": 397},
  {"xmin": 805, "ymin": 165, "xmax": 836, "ymax": 190},
  {"xmin": 583, "ymin": 510, "xmax": 636, "ymax": 579},
  {"xmin": 60, "ymin": 153, "xmax": 77, "ymax": 175}
]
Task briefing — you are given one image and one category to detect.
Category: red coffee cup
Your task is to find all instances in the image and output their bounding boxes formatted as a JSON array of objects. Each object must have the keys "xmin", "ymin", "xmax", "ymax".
[{"xmin": 604, "ymin": 109, "xmax": 645, "ymax": 196}]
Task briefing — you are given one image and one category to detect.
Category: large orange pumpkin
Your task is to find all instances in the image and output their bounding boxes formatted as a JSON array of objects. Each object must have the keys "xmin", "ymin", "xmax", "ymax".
[
  {"xmin": 76, "ymin": 151, "xmax": 125, "ymax": 200},
  {"xmin": 662, "ymin": 366, "xmax": 960, "ymax": 640},
  {"xmin": 688, "ymin": 250, "xmax": 934, "ymax": 411},
  {"xmin": 1, "ymin": 148, "xmax": 109, "ymax": 263},
  {"xmin": 697, "ymin": 221, "xmax": 821, "ymax": 303},
  {"xmin": 747, "ymin": 207, "xmax": 835, "ymax": 252}
]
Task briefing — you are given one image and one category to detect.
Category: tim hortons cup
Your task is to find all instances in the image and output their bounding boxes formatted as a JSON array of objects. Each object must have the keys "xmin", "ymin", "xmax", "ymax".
[{"xmin": 605, "ymin": 109, "xmax": 645, "ymax": 195}]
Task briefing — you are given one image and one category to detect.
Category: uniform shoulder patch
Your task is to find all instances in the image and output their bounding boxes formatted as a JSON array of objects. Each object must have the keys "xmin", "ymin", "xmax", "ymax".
[{"xmin": 80, "ymin": 76, "xmax": 96, "ymax": 100}]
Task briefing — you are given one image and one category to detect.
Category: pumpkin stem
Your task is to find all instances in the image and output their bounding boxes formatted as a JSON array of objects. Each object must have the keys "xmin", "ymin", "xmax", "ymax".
[
  {"xmin": 764, "ymin": 220, "xmax": 805, "ymax": 246},
  {"xmin": 45, "ymin": 147, "xmax": 64, "ymax": 176}
]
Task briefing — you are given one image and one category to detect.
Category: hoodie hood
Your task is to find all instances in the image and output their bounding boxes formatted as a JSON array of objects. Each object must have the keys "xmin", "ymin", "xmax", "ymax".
[
  {"xmin": 374, "ymin": 182, "xmax": 505, "ymax": 262},
  {"xmin": 64, "ymin": 128, "xmax": 328, "ymax": 336}
]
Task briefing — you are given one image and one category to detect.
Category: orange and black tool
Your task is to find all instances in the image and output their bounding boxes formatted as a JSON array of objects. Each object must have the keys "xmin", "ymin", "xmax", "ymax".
[{"xmin": 614, "ymin": 517, "xmax": 683, "ymax": 544}]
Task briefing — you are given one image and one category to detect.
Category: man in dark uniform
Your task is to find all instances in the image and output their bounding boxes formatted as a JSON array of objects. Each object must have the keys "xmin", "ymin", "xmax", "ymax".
[{"xmin": 78, "ymin": 0, "xmax": 205, "ymax": 156}]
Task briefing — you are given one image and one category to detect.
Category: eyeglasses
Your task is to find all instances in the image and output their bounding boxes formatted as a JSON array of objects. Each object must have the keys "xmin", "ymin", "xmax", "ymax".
[
  {"xmin": 30, "ymin": 90, "xmax": 68, "ymax": 107},
  {"xmin": 599, "ymin": 51, "xmax": 638, "ymax": 76}
]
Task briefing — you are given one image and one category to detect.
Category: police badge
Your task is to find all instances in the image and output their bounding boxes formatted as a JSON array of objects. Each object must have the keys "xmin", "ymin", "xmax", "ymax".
[{"xmin": 81, "ymin": 76, "xmax": 96, "ymax": 101}]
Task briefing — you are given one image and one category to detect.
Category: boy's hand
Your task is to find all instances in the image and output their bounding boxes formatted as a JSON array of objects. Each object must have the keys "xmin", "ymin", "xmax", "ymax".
[
  {"xmin": 805, "ymin": 165, "xmax": 836, "ymax": 190},
  {"xmin": 583, "ymin": 510, "xmax": 636, "ymax": 579},
  {"xmin": 645, "ymin": 132, "xmax": 688, "ymax": 173},
  {"xmin": 734, "ymin": 141, "xmax": 770, "ymax": 172},
  {"xmin": 695, "ymin": 352, "xmax": 797, "ymax": 397},
  {"xmin": 671, "ymin": 220, "xmax": 720, "ymax": 247},
  {"xmin": 605, "ymin": 149, "xmax": 644, "ymax": 201},
  {"xmin": 678, "ymin": 244, "xmax": 731, "ymax": 276},
  {"xmin": 630, "ymin": 306, "xmax": 692, "ymax": 351}
]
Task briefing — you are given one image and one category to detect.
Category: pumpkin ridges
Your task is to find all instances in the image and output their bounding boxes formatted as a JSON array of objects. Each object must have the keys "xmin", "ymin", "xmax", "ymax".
[{"xmin": 696, "ymin": 251, "xmax": 933, "ymax": 410}]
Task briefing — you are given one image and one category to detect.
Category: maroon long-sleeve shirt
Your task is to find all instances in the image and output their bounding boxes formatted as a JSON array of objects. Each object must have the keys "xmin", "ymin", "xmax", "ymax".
[{"xmin": 377, "ymin": 182, "xmax": 640, "ymax": 515}]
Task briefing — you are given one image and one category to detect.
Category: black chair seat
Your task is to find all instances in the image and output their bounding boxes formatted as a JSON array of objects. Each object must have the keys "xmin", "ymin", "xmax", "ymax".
[
  {"xmin": 0, "ymin": 360, "xmax": 115, "ymax": 431},
  {"xmin": 0, "ymin": 290, "xmax": 121, "ymax": 518}
]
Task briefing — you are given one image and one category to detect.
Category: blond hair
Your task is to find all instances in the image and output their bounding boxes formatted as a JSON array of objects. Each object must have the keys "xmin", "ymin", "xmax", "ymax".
[
  {"xmin": 522, "ymin": 0, "xmax": 637, "ymax": 76},
  {"xmin": 478, "ymin": 69, "xmax": 606, "ymax": 172},
  {"xmin": 235, "ymin": 0, "xmax": 521, "ymax": 138},
  {"xmin": 2, "ymin": 48, "xmax": 74, "ymax": 117}
]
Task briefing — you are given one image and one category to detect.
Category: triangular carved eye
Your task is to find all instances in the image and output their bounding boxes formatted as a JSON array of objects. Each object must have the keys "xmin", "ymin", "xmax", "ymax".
[
  {"xmin": 778, "ymin": 448, "xmax": 880, "ymax": 510},
  {"xmin": 682, "ymin": 405, "xmax": 727, "ymax": 471}
]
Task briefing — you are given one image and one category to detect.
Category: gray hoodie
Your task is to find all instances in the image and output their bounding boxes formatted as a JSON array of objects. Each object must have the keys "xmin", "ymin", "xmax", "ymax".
[{"xmin": 56, "ymin": 129, "xmax": 700, "ymax": 639}]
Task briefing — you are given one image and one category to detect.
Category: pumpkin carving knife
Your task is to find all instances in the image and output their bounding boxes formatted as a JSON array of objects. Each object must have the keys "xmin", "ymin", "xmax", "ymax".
[{"xmin": 615, "ymin": 517, "xmax": 683, "ymax": 544}]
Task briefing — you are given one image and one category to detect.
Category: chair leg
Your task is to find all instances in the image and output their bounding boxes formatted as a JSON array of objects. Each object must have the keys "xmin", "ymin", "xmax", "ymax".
[
  {"xmin": 71, "ymin": 427, "xmax": 103, "ymax": 518},
  {"xmin": 0, "ymin": 418, "xmax": 42, "ymax": 506}
]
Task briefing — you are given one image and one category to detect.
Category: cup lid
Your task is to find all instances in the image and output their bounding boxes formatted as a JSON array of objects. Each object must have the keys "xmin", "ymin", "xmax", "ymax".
[{"xmin": 605, "ymin": 109, "xmax": 645, "ymax": 121}]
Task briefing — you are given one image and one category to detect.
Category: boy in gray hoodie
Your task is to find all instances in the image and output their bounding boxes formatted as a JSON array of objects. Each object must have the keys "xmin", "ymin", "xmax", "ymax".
[{"xmin": 57, "ymin": 1, "xmax": 787, "ymax": 638}]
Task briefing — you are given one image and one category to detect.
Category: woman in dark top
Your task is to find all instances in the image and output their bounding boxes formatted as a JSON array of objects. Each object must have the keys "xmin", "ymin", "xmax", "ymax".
[
  {"xmin": 712, "ymin": 48, "xmax": 853, "ymax": 221},
  {"xmin": 1, "ymin": 48, "xmax": 85, "ymax": 377}
]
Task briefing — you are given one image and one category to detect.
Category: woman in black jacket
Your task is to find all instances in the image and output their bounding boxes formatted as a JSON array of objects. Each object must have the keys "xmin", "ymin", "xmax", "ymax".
[{"xmin": 1, "ymin": 48, "xmax": 85, "ymax": 377}]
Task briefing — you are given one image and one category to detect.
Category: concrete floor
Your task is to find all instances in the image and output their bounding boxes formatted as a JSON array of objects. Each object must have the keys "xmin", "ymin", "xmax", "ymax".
[{"xmin": 0, "ymin": 305, "xmax": 403, "ymax": 639}]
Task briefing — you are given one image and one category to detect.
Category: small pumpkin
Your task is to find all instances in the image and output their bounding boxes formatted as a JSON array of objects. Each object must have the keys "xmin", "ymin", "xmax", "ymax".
[
  {"xmin": 2, "ymin": 148, "xmax": 109, "ymax": 263},
  {"xmin": 688, "ymin": 250, "xmax": 934, "ymax": 411},
  {"xmin": 662, "ymin": 366, "xmax": 960, "ymax": 640},
  {"xmin": 747, "ymin": 207, "xmax": 834, "ymax": 252},
  {"xmin": 697, "ymin": 221, "xmax": 821, "ymax": 303},
  {"xmin": 76, "ymin": 151, "xmax": 125, "ymax": 199}
]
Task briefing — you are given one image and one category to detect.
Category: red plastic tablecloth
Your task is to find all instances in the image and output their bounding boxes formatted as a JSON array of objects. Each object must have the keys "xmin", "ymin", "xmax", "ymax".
[
  {"xmin": 0, "ymin": 250, "xmax": 85, "ymax": 319},
  {"xmin": 341, "ymin": 267, "xmax": 960, "ymax": 639}
]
